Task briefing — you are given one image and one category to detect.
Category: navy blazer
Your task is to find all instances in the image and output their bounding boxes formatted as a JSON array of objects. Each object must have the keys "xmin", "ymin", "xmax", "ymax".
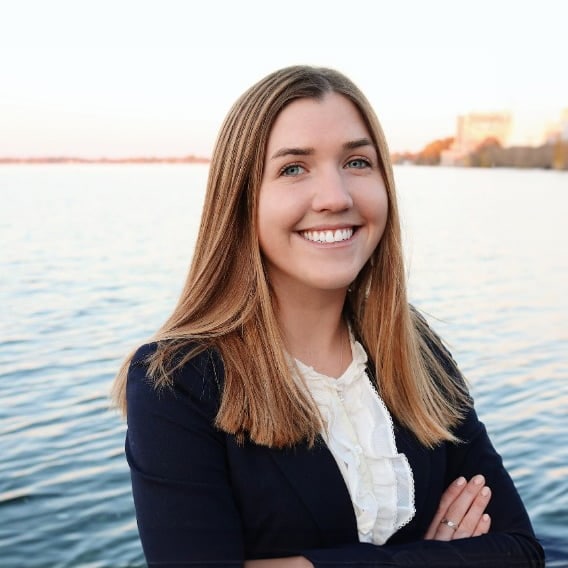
[{"xmin": 125, "ymin": 342, "xmax": 544, "ymax": 567}]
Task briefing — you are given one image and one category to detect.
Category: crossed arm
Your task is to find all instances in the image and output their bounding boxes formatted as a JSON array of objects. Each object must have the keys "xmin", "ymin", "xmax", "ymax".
[{"xmin": 246, "ymin": 473, "xmax": 494, "ymax": 568}]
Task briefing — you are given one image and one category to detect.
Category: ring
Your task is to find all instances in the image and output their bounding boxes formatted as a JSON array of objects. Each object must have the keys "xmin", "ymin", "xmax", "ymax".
[{"xmin": 440, "ymin": 518, "xmax": 459, "ymax": 531}]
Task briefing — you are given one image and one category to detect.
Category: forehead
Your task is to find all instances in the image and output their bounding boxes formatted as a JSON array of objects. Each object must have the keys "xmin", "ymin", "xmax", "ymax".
[{"xmin": 266, "ymin": 93, "xmax": 372, "ymax": 150}]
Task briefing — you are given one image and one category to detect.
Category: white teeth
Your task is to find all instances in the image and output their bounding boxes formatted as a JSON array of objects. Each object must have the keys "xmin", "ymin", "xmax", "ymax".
[{"xmin": 301, "ymin": 228, "xmax": 354, "ymax": 243}]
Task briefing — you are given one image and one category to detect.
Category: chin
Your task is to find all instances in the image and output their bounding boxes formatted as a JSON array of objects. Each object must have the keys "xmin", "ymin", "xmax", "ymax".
[{"xmin": 304, "ymin": 274, "xmax": 357, "ymax": 292}]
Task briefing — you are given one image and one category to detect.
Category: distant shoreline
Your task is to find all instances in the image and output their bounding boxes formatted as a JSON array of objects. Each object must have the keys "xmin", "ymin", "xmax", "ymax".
[{"xmin": 0, "ymin": 156, "xmax": 210, "ymax": 165}]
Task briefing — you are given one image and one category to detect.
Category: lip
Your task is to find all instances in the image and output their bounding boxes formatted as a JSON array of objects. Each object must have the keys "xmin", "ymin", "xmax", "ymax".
[{"xmin": 297, "ymin": 223, "xmax": 360, "ymax": 232}]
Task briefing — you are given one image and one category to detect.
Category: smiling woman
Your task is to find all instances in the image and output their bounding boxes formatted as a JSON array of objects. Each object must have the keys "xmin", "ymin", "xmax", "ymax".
[{"xmin": 112, "ymin": 66, "xmax": 544, "ymax": 567}]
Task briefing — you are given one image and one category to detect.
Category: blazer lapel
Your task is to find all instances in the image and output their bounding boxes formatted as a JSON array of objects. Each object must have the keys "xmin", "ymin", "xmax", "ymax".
[
  {"xmin": 269, "ymin": 436, "xmax": 359, "ymax": 545},
  {"xmin": 395, "ymin": 424, "xmax": 431, "ymax": 514}
]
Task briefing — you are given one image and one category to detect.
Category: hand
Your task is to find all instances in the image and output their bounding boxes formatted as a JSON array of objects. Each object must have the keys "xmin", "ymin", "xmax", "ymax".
[{"xmin": 424, "ymin": 475, "xmax": 492, "ymax": 541}]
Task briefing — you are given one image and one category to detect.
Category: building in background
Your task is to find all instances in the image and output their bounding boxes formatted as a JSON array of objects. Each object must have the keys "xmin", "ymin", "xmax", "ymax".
[{"xmin": 441, "ymin": 112, "xmax": 512, "ymax": 166}]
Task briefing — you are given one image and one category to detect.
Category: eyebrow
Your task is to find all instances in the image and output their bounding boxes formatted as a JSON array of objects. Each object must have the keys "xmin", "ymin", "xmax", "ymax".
[
  {"xmin": 343, "ymin": 137, "xmax": 374, "ymax": 151},
  {"xmin": 270, "ymin": 137, "xmax": 374, "ymax": 160},
  {"xmin": 270, "ymin": 146, "xmax": 315, "ymax": 159}
]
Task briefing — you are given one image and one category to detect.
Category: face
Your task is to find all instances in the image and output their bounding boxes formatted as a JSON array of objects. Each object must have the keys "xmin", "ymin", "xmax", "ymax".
[{"xmin": 257, "ymin": 92, "xmax": 388, "ymax": 300}]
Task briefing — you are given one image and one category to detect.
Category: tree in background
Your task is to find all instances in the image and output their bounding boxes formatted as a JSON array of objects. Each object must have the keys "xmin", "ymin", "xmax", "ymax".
[{"xmin": 414, "ymin": 137, "xmax": 454, "ymax": 165}]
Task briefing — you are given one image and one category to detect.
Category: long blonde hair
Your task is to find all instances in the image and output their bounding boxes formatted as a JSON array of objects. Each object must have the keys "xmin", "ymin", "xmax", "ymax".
[{"xmin": 112, "ymin": 65, "xmax": 469, "ymax": 448}]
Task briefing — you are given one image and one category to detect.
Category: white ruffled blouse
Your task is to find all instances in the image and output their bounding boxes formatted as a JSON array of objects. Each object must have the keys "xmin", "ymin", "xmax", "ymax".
[{"xmin": 294, "ymin": 339, "xmax": 416, "ymax": 545}]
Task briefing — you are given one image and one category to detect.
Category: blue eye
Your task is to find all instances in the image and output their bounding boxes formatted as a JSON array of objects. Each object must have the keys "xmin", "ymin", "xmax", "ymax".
[
  {"xmin": 281, "ymin": 164, "xmax": 305, "ymax": 176},
  {"xmin": 346, "ymin": 158, "xmax": 371, "ymax": 169}
]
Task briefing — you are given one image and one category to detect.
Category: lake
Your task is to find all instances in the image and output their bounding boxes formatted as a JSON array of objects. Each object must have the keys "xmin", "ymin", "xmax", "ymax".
[{"xmin": 0, "ymin": 164, "xmax": 566, "ymax": 566}]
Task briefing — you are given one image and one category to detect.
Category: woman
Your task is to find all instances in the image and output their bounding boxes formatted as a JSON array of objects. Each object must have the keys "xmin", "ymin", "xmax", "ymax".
[{"xmin": 112, "ymin": 66, "xmax": 544, "ymax": 567}]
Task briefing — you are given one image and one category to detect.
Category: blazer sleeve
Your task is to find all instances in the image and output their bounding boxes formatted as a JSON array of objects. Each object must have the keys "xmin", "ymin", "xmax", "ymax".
[{"xmin": 125, "ymin": 343, "xmax": 244, "ymax": 567}]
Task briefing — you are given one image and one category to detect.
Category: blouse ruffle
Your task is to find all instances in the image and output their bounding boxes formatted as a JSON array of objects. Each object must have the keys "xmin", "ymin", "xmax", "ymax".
[{"xmin": 294, "ymin": 340, "xmax": 416, "ymax": 545}]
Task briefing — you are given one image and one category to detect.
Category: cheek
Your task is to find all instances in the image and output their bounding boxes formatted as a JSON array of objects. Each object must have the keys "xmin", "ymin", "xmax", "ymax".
[
  {"xmin": 365, "ymin": 185, "xmax": 389, "ymax": 227},
  {"xmin": 257, "ymin": 186, "xmax": 305, "ymax": 236},
  {"xmin": 257, "ymin": 189, "xmax": 285, "ymax": 257}
]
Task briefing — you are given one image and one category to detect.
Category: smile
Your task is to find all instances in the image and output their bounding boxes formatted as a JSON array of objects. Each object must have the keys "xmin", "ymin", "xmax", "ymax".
[{"xmin": 299, "ymin": 228, "xmax": 354, "ymax": 243}]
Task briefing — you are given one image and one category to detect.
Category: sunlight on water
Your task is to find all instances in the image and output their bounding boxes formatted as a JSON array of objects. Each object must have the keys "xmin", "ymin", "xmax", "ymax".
[{"xmin": 0, "ymin": 164, "xmax": 566, "ymax": 566}]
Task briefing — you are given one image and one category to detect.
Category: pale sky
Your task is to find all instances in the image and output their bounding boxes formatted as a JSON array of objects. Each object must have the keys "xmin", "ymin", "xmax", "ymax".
[{"xmin": 1, "ymin": 0, "xmax": 566, "ymax": 157}]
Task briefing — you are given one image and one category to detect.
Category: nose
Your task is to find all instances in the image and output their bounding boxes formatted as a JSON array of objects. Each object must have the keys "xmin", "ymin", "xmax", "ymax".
[{"xmin": 312, "ymin": 168, "xmax": 353, "ymax": 212}]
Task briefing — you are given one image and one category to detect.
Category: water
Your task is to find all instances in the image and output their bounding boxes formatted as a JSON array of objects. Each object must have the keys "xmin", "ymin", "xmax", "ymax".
[{"xmin": 0, "ymin": 164, "xmax": 566, "ymax": 566}]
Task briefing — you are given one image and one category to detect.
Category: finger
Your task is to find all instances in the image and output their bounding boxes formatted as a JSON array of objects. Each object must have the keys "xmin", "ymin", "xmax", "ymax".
[
  {"xmin": 436, "ymin": 476, "xmax": 468, "ymax": 515},
  {"xmin": 424, "ymin": 477, "xmax": 467, "ymax": 539},
  {"xmin": 432, "ymin": 475, "xmax": 485, "ymax": 541},
  {"xmin": 453, "ymin": 485, "xmax": 492, "ymax": 539},
  {"xmin": 473, "ymin": 513, "xmax": 491, "ymax": 537}
]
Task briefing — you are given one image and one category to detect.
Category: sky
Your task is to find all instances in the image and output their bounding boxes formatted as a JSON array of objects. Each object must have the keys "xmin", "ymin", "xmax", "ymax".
[{"xmin": 1, "ymin": 0, "xmax": 566, "ymax": 157}]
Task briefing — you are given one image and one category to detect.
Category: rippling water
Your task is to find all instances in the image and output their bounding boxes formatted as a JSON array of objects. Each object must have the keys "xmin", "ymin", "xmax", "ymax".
[{"xmin": 1, "ymin": 165, "xmax": 566, "ymax": 567}]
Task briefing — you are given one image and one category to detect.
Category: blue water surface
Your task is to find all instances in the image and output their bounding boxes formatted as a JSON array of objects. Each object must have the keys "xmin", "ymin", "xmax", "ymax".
[{"xmin": 0, "ymin": 164, "xmax": 566, "ymax": 567}]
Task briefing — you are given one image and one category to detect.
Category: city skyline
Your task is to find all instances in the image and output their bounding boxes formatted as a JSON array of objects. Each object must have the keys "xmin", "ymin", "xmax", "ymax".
[
  {"xmin": 2, "ymin": 106, "xmax": 564, "ymax": 162},
  {"xmin": 1, "ymin": 0, "xmax": 566, "ymax": 157}
]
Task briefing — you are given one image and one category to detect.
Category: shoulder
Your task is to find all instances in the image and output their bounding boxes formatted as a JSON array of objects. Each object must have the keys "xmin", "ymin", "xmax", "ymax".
[
  {"xmin": 127, "ymin": 341, "xmax": 225, "ymax": 414},
  {"xmin": 125, "ymin": 342, "xmax": 229, "ymax": 484}
]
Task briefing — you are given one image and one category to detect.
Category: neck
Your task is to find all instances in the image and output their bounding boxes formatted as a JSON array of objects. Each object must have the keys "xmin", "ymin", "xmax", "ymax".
[{"xmin": 273, "ymin": 286, "xmax": 352, "ymax": 378}]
